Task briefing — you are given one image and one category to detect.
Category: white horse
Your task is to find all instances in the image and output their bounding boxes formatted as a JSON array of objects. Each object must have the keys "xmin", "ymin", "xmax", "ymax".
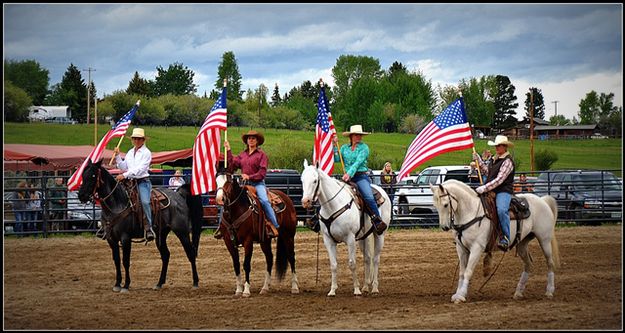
[
  {"xmin": 431, "ymin": 179, "xmax": 561, "ymax": 303},
  {"xmin": 301, "ymin": 160, "xmax": 392, "ymax": 297}
]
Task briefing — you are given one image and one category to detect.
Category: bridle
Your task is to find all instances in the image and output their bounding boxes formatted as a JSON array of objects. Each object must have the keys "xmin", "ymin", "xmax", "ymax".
[
  {"xmin": 437, "ymin": 185, "xmax": 486, "ymax": 250},
  {"xmin": 85, "ymin": 166, "xmax": 129, "ymax": 214},
  {"xmin": 216, "ymin": 173, "xmax": 247, "ymax": 208},
  {"xmin": 309, "ymin": 168, "xmax": 348, "ymax": 207}
]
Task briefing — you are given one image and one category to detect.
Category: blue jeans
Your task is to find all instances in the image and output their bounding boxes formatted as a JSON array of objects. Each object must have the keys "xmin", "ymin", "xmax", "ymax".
[
  {"xmin": 496, "ymin": 191, "xmax": 512, "ymax": 240},
  {"xmin": 137, "ymin": 180, "xmax": 153, "ymax": 228},
  {"xmin": 352, "ymin": 173, "xmax": 381, "ymax": 217},
  {"xmin": 250, "ymin": 181, "xmax": 279, "ymax": 229},
  {"xmin": 14, "ymin": 211, "xmax": 26, "ymax": 233}
]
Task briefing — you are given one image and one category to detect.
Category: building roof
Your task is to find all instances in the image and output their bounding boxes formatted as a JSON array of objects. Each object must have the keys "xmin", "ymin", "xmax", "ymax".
[
  {"xmin": 534, "ymin": 124, "xmax": 597, "ymax": 131},
  {"xmin": 4, "ymin": 144, "xmax": 193, "ymax": 171}
]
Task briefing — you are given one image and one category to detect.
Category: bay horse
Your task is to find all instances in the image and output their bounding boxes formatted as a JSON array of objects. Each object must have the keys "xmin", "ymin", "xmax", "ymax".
[
  {"xmin": 300, "ymin": 160, "xmax": 392, "ymax": 297},
  {"xmin": 77, "ymin": 159, "xmax": 204, "ymax": 292},
  {"xmin": 215, "ymin": 171, "xmax": 299, "ymax": 297},
  {"xmin": 430, "ymin": 179, "xmax": 561, "ymax": 303}
]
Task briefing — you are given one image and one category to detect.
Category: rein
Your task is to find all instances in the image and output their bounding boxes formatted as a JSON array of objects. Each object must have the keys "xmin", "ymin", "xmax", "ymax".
[{"xmin": 439, "ymin": 188, "xmax": 486, "ymax": 253}]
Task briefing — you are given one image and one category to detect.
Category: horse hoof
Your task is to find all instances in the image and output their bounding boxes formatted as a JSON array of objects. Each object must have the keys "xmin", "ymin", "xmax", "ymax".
[
  {"xmin": 513, "ymin": 292, "xmax": 524, "ymax": 300},
  {"xmin": 291, "ymin": 288, "xmax": 300, "ymax": 294},
  {"xmin": 327, "ymin": 292, "xmax": 336, "ymax": 297},
  {"xmin": 370, "ymin": 290, "xmax": 380, "ymax": 296},
  {"xmin": 259, "ymin": 288, "xmax": 269, "ymax": 295},
  {"xmin": 192, "ymin": 285, "xmax": 199, "ymax": 290},
  {"xmin": 112, "ymin": 286, "xmax": 121, "ymax": 292},
  {"xmin": 545, "ymin": 292, "xmax": 554, "ymax": 298},
  {"xmin": 242, "ymin": 292, "xmax": 251, "ymax": 298},
  {"xmin": 153, "ymin": 285, "xmax": 162, "ymax": 291},
  {"xmin": 233, "ymin": 292, "xmax": 242, "ymax": 298},
  {"xmin": 120, "ymin": 288, "xmax": 129, "ymax": 293}
]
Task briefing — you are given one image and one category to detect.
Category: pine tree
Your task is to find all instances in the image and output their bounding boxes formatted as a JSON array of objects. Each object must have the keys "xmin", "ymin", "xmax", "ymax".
[
  {"xmin": 271, "ymin": 83, "xmax": 282, "ymax": 106},
  {"xmin": 215, "ymin": 51, "xmax": 243, "ymax": 101}
]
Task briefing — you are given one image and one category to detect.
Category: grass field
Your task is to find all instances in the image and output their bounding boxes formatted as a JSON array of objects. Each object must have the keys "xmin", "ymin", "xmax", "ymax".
[{"xmin": 4, "ymin": 122, "xmax": 622, "ymax": 175}]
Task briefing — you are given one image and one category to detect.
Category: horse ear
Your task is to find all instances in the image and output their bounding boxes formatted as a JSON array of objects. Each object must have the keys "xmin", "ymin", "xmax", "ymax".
[
  {"xmin": 95, "ymin": 159, "xmax": 103, "ymax": 167},
  {"xmin": 314, "ymin": 160, "xmax": 320, "ymax": 169},
  {"xmin": 438, "ymin": 184, "xmax": 444, "ymax": 193},
  {"xmin": 303, "ymin": 159, "xmax": 309, "ymax": 168}
]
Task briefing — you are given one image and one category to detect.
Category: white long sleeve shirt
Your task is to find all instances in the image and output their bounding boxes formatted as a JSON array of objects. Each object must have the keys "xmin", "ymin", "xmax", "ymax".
[{"xmin": 116, "ymin": 145, "xmax": 152, "ymax": 179}]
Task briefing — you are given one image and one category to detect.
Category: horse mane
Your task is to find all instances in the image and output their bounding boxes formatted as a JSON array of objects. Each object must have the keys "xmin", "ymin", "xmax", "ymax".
[
  {"xmin": 98, "ymin": 165, "xmax": 129, "ymax": 203},
  {"xmin": 442, "ymin": 179, "xmax": 478, "ymax": 199}
]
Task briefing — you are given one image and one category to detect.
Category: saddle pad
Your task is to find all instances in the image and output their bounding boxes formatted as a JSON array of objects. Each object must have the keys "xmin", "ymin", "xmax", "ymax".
[
  {"xmin": 346, "ymin": 182, "xmax": 386, "ymax": 208},
  {"xmin": 244, "ymin": 185, "xmax": 286, "ymax": 214}
]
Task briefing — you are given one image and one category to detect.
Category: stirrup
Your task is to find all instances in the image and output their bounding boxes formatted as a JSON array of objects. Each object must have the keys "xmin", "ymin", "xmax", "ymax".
[
  {"xmin": 95, "ymin": 227, "xmax": 107, "ymax": 240},
  {"xmin": 375, "ymin": 221, "xmax": 388, "ymax": 235},
  {"xmin": 213, "ymin": 227, "xmax": 223, "ymax": 239},
  {"xmin": 267, "ymin": 224, "xmax": 279, "ymax": 238},
  {"xmin": 498, "ymin": 236, "xmax": 509, "ymax": 251},
  {"xmin": 305, "ymin": 217, "xmax": 320, "ymax": 233},
  {"xmin": 145, "ymin": 228, "xmax": 155, "ymax": 242}
]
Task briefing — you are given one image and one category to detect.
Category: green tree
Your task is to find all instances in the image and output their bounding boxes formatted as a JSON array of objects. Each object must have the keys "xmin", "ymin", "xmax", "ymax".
[
  {"xmin": 152, "ymin": 62, "xmax": 197, "ymax": 96},
  {"xmin": 387, "ymin": 61, "xmax": 408, "ymax": 79},
  {"xmin": 331, "ymin": 54, "xmax": 383, "ymax": 100},
  {"xmin": 55, "ymin": 63, "xmax": 88, "ymax": 122},
  {"xmin": 271, "ymin": 83, "xmax": 282, "ymax": 106},
  {"xmin": 549, "ymin": 114, "xmax": 571, "ymax": 126},
  {"xmin": 491, "ymin": 75, "xmax": 518, "ymax": 129},
  {"xmin": 457, "ymin": 76, "xmax": 496, "ymax": 129},
  {"xmin": 524, "ymin": 87, "xmax": 545, "ymax": 120},
  {"xmin": 4, "ymin": 80, "xmax": 33, "ymax": 122},
  {"xmin": 578, "ymin": 90, "xmax": 600, "ymax": 124},
  {"xmin": 4, "ymin": 59, "xmax": 50, "ymax": 105},
  {"xmin": 126, "ymin": 71, "xmax": 152, "ymax": 96},
  {"xmin": 216, "ymin": 51, "xmax": 243, "ymax": 101}
]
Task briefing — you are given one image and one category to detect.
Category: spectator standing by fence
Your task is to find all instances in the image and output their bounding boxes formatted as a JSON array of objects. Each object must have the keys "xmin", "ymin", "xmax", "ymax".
[
  {"xmin": 27, "ymin": 182, "xmax": 43, "ymax": 232},
  {"xmin": 515, "ymin": 173, "xmax": 533, "ymax": 193},
  {"xmin": 11, "ymin": 181, "xmax": 29, "ymax": 234},
  {"xmin": 380, "ymin": 162, "xmax": 397, "ymax": 202},
  {"xmin": 49, "ymin": 177, "xmax": 68, "ymax": 231}
]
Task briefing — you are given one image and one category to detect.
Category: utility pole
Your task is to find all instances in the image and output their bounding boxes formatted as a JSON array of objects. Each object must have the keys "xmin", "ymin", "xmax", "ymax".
[
  {"xmin": 530, "ymin": 89, "xmax": 535, "ymax": 174},
  {"xmin": 83, "ymin": 67, "xmax": 96, "ymax": 126},
  {"xmin": 552, "ymin": 100, "xmax": 559, "ymax": 117}
]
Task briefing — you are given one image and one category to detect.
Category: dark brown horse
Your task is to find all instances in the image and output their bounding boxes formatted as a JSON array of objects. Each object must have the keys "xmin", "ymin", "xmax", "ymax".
[
  {"xmin": 215, "ymin": 171, "xmax": 299, "ymax": 297},
  {"xmin": 77, "ymin": 159, "xmax": 204, "ymax": 293}
]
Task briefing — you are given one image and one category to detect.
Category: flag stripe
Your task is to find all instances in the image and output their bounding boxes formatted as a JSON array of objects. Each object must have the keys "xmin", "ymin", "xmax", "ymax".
[
  {"xmin": 397, "ymin": 98, "xmax": 474, "ymax": 182},
  {"xmin": 313, "ymin": 86, "xmax": 336, "ymax": 175},
  {"xmin": 67, "ymin": 103, "xmax": 139, "ymax": 191},
  {"xmin": 191, "ymin": 88, "xmax": 227, "ymax": 195}
]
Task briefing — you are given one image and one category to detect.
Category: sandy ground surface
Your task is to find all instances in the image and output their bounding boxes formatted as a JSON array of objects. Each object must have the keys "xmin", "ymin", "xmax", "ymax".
[{"xmin": 3, "ymin": 225, "xmax": 622, "ymax": 330}]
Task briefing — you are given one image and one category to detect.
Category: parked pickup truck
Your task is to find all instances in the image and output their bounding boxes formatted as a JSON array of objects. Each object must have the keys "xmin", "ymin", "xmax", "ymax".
[{"xmin": 393, "ymin": 165, "xmax": 473, "ymax": 219}]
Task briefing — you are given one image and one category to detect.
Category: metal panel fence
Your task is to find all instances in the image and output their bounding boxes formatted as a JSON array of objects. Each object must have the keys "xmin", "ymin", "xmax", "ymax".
[{"xmin": 3, "ymin": 169, "xmax": 622, "ymax": 238}]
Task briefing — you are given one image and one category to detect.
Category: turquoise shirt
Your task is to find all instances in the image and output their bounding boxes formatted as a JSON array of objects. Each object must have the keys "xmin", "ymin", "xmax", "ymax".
[{"xmin": 334, "ymin": 142, "xmax": 370, "ymax": 177}]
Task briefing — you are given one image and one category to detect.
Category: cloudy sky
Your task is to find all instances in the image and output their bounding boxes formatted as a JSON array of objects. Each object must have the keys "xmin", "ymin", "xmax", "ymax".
[{"xmin": 4, "ymin": 3, "xmax": 623, "ymax": 121}]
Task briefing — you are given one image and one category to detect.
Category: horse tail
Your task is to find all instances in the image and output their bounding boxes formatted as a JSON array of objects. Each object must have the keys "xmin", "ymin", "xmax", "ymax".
[
  {"xmin": 275, "ymin": 192, "xmax": 296, "ymax": 282},
  {"xmin": 178, "ymin": 183, "xmax": 204, "ymax": 256},
  {"xmin": 275, "ymin": 231, "xmax": 289, "ymax": 282},
  {"xmin": 542, "ymin": 195, "xmax": 561, "ymax": 271}
]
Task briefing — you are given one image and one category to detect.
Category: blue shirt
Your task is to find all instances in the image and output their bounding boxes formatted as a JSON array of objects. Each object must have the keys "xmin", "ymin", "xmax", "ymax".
[{"xmin": 334, "ymin": 142, "xmax": 370, "ymax": 177}]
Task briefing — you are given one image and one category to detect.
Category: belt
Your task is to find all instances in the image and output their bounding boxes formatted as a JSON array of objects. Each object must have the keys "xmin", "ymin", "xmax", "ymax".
[
  {"xmin": 136, "ymin": 177, "xmax": 150, "ymax": 183},
  {"xmin": 354, "ymin": 171, "xmax": 367, "ymax": 177}
]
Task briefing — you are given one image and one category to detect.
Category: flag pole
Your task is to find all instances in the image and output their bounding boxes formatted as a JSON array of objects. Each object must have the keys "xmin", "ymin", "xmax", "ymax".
[
  {"xmin": 109, "ymin": 100, "xmax": 140, "ymax": 166},
  {"xmin": 319, "ymin": 78, "xmax": 346, "ymax": 174},
  {"xmin": 223, "ymin": 78, "xmax": 228, "ymax": 170}
]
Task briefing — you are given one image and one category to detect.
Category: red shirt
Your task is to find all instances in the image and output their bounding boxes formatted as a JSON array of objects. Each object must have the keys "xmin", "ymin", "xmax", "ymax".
[{"xmin": 227, "ymin": 148, "xmax": 268, "ymax": 182}]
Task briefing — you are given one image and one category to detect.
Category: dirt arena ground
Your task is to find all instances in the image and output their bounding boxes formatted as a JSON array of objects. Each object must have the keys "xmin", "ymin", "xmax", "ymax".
[{"xmin": 3, "ymin": 225, "xmax": 622, "ymax": 330}]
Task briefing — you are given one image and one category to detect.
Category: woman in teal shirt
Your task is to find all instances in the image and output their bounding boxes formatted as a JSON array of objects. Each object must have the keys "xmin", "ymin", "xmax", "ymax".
[{"xmin": 333, "ymin": 125, "xmax": 387, "ymax": 235}]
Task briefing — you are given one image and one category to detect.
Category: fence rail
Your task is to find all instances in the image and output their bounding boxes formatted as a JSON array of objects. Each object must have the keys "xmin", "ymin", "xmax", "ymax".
[{"xmin": 3, "ymin": 169, "xmax": 622, "ymax": 238}]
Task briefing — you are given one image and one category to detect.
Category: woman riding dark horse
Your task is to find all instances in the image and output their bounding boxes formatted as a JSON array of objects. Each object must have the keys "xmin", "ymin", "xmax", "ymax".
[
  {"xmin": 78, "ymin": 159, "xmax": 204, "ymax": 292},
  {"xmin": 215, "ymin": 170, "xmax": 300, "ymax": 297}
]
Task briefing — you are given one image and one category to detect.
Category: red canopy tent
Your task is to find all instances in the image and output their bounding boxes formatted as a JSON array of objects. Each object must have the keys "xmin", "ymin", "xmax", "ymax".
[{"xmin": 4, "ymin": 144, "xmax": 193, "ymax": 172}]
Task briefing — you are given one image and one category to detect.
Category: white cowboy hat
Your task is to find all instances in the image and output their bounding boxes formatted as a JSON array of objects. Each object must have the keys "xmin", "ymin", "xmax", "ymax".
[
  {"xmin": 342, "ymin": 124, "xmax": 370, "ymax": 137},
  {"xmin": 131, "ymin": 128, "xmax": 145, "ymax": 138},
  {"xmin": 487, "ymin": 135, "xmax": 514, "ymax": 148}
]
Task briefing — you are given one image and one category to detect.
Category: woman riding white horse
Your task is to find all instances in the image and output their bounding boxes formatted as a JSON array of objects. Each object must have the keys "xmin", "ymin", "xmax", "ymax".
[
  {"xmin": 301, "ymin": 159, "xmax": 392, "ymax": 297},
  {"xmin": 431, "ymin": 179, "xmax": 561, "ymax": 303}
]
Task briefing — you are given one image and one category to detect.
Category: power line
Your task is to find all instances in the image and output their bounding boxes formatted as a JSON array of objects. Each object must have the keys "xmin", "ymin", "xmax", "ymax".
[{"xmin": 82, "ymin": 67, "xmax": 96, "ymax": 125}]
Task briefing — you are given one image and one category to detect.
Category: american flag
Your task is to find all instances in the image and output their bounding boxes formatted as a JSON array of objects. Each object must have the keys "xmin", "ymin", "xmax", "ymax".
[
  {"xmin": 191, "ymin": 87, "xmax": 227, "ymax": 195},
  {"xmin": 396, "ymin": 97, "xmax": 474, "ymax": 182},
  {"xmin": 67, "ymin": 101, "xmax": 140, "ymax": 191},
  {"xmin": 313, "ymin": 85, "xmax": 336, "ymax": 175}
]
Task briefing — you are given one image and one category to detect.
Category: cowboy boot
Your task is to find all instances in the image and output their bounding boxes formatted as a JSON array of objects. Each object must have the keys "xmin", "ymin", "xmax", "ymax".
[
  {"xmin": 145, "ymin": 223, "xmax": 155, "ymax": 242},
  {"xmin": 498, "ymin": 235, "xmax": 509, "ymax": 252},
  {"xmin": 371, "ymin": 215, "xmax": 388, "ymax": 235}
]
